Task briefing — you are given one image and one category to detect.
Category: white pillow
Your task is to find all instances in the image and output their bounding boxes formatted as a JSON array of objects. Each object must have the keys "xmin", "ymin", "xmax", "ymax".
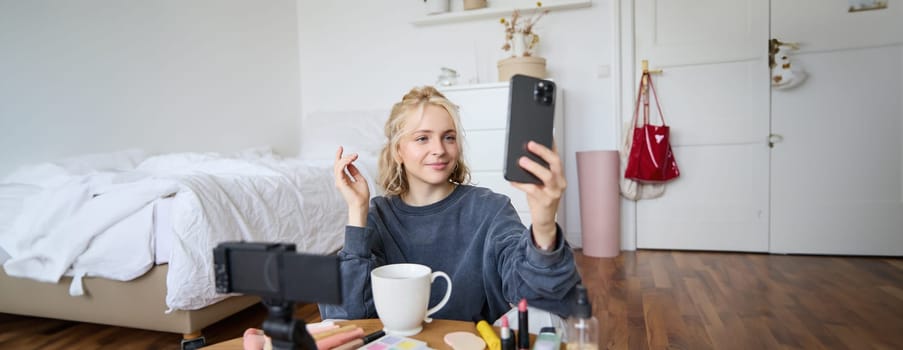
[
  {"xmin": 2, "ymin": 149, "xmax": 147, "ymax": 187},
  {"xmin": 299, "ymin": 110, "xmax": 388, "ymax": 161},
  {"xmin": 230, "ymin": 146, "xmax": 281, "ymax": 160},
  {"xmin": 53, "ymin": 149, "xmax": 147, "ymax": 172},
  {"xmin": 299, "ymin": 154, "xmax": 383, "ymax": 198},
  {"xmin": 353, "ymin": 154, "xmax": 384, "ymax": 198}
]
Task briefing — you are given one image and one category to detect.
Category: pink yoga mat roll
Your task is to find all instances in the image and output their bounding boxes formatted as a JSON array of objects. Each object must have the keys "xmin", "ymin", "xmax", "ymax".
[{"xmin": 576, "ymin": 150, "xmax": 621, "ymax": 258}]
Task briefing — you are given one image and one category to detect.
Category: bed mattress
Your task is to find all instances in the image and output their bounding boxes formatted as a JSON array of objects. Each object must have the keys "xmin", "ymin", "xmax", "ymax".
[
  {"xmin": 0, "ymin": 264, "xmax": 259, "ymax": 334},
  {"xmin": 0, "ymin": 151, "xmax": 356, "ymax": 311}
]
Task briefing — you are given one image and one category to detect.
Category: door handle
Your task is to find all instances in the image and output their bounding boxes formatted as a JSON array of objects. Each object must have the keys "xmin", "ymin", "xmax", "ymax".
[{"xmin": 768, "ymin": 134, "xmax": 784, "ymax": 148}]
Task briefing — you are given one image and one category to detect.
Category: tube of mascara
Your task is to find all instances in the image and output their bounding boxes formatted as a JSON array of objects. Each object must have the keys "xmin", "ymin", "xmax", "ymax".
[
  {"xmin": 518, "ymin": 298, "xmax": 529, "ymax": 350},
  {"xmin": 501, "ymin": 315, "xmax": 515, "ymax": 350}
]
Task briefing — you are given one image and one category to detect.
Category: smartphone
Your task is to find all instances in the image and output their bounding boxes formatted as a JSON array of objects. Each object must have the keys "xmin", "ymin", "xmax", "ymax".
[
  {"xmin": 531, "ymin": 327, "xmax": 561, "ymax": 350},
  {"xmin": 503, "ymin": 74, "xmax": 556, "ymax": 185}
]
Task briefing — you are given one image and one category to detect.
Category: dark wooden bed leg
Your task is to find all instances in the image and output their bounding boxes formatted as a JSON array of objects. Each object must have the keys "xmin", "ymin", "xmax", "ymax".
[{"xmin": 181, "ymin": 331, "xmax": 206, "ymax": 350}]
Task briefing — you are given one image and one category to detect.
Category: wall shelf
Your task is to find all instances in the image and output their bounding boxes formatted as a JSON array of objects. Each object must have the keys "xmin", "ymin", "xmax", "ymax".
[{"xmin": 412, "ymin": 0, "xmax": 592, "ymax": 26}]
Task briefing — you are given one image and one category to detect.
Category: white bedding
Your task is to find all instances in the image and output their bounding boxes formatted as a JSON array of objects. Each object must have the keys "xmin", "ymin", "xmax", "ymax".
[
  {"xmin": 154, "ymin": 196, "xmax": 174, "ymax": 264},
  {"xmin": 0, "ymin": 150, "xmax": 353, "ymax": 311}
]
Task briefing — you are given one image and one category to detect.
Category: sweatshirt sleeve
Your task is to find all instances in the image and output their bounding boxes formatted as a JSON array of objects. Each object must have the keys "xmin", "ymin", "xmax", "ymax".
[
  {"xmin": 489, "ymin": 201, "xmax": 581, "ymax": 317},
  {"xmin": 318, "ymin": 225, "xmax": 381, "ymax": 320}
]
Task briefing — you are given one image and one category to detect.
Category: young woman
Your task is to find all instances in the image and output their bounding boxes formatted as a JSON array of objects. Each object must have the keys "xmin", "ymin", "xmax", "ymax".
[{"xmin": 320, "ymin": 86, "xmax": 579, "ymax": 323}]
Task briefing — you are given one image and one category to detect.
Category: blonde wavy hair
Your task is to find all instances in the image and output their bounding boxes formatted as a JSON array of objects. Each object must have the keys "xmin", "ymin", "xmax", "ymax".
[{"xmin": 378, "ymin": 86, "xmax": 471, "ymax": 197}]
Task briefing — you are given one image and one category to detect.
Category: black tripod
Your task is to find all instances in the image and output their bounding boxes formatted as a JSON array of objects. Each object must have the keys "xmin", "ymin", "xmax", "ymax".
[{"xmin": 262, "ymin": 299, "xmax": 318, "ymax": 350}]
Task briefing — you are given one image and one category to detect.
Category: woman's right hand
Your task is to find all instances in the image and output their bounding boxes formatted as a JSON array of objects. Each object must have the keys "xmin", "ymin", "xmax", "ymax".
[{"xmin": 334, "ymin": 146, "xmax": 370, "ymax": 227}]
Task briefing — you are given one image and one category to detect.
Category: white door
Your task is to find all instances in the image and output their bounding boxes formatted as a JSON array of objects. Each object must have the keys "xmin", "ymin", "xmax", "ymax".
[
  {"xmin": 770, "ymin": 1, "xmax": 903, "ymax": 255},
  {"xmin": 633, "ymin": 0, "xmax": 771, "ymax": 251},
  {"xmin": 633, "ymin": 0, "xmax": 903, "ymax": 255}
]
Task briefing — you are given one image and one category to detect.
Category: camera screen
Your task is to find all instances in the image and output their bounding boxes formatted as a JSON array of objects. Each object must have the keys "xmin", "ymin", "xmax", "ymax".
[
  {"xmin": 229, "ymin": 250, "xmax": 281, "ymax": 297},
  {"xmin": 214, "ymin": 241, "xmax": 342, "ymax": 304}
]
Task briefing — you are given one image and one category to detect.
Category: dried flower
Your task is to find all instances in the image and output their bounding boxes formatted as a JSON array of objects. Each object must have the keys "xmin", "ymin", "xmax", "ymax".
[{"xmin": 500, "ymin": 2, "xmax": 549, "ymax": 57}]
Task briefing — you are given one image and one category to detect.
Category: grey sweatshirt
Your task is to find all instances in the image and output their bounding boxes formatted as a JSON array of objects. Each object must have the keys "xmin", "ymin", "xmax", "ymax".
[{"xmin": 318, "ymin": 185, "xmax": 580, "ymax": 322}]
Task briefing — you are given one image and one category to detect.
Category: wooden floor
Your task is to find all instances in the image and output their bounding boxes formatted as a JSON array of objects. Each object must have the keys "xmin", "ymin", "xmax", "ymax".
[{"xmin": 1, "ymin": 250, "xmax": 901, "ymax": 349}]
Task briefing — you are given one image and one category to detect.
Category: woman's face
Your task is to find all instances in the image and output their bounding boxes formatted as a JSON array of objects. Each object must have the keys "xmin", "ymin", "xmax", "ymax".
[{"xmin": 396, "ymin": 104, "xmax": 460, "ymax": 191}]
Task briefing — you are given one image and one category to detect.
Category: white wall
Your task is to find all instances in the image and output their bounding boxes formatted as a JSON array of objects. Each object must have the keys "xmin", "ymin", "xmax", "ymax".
[
  {"xmin": 0, "ymin": 0, "xmax": 628, "ymax": 249},
  {"xmin": 0, "ymin": 0, "xmax": 302, "ymax": 176},
  {"xmin": 296, "ymin": 0, "xmax": 618, "ymax": 246}
]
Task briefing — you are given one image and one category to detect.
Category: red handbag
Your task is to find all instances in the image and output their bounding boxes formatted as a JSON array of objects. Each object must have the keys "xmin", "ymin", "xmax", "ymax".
[{"xmin": 624, "ymin": 72, "xmax": 680, "ymax": 183}]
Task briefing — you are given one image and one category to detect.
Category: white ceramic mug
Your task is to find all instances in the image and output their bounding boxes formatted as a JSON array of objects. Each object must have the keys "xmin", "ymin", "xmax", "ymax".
[{"xmin": 370, "ymin": 263, "xmax": 452, "ymax": 336}]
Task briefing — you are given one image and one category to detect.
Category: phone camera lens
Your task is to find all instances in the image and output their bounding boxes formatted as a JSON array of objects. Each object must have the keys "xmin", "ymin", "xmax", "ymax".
[{"xmin": 532, "ymin": 81, "xmax": 553, "ymax": 105}]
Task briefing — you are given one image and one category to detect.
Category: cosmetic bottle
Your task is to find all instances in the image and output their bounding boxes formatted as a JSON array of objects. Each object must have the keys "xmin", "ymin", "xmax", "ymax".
[{"xmin": 564, "ymin": 285, "xmax": 598, "ymax": 350}]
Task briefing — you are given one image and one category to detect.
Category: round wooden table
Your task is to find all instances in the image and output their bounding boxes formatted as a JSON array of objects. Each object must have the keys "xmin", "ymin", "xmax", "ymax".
[{"xmin": 205, "ymin": 318, "xmax": 482, "ymax": 350}]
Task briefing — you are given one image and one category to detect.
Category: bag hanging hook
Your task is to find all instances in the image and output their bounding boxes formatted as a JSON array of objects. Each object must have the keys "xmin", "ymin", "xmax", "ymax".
[{"xmin": 640, "ymin": 59, "xmax": 663, "ymax": 91}]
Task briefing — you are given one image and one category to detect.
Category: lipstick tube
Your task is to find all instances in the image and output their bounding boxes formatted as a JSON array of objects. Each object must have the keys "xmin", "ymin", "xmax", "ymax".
[{"xmin": 518, "ymin": 298, "xmax": 529, "ymax": 350}]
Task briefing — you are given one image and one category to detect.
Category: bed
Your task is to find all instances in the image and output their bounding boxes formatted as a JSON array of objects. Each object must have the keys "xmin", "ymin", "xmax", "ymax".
[{"xmin": 0, "ymin": 143, "xmax": 382, "ymax": 349}]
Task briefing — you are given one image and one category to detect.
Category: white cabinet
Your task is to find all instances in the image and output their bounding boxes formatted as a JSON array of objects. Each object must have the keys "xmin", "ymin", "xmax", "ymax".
[{"xmin": 440, "ymin": 82, "xmax": 565, "ymax": 231}]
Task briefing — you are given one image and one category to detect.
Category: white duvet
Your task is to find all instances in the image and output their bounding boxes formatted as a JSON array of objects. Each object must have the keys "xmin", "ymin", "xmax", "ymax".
[{"xmin": 0, "ymin": 150, "xmax": 350, "ymax": 311}]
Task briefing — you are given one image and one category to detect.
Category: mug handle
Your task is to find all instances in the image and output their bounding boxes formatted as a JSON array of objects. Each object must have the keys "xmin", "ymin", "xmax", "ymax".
[{"xmin": 423, "ymin": 271, "xmax": 452, "ymax": 323}]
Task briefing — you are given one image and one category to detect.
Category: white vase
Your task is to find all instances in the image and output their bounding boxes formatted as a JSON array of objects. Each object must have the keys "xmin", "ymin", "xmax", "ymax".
[
  {"xmin": 424, "ymin": 0, "xmax": 449, "ymax": 15},
  {"xmin": 512, "ymin": 32, "xmax": 527, "ymax": 57}
]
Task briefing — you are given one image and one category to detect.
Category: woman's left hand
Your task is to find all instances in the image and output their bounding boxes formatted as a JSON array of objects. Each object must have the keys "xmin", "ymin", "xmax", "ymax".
[{"xmin": 510, "ymin": 140, "xmax": 567, "ymax": 250}]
